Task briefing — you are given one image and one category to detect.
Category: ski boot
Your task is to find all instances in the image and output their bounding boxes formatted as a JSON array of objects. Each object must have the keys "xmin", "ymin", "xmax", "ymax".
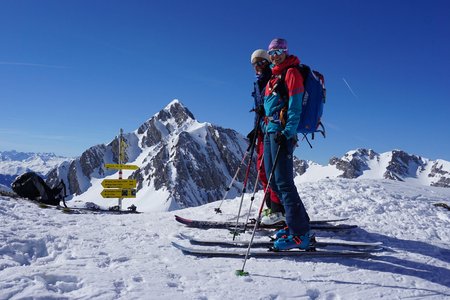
[
  {"xmin": 272, "ymin": 231, "xmax": 314, "ymax": 251},
  {"xmin": 271, "ymin": 226, "xmax": 289, "ymax": 241},
  {"xmin": 261, "ymin": 212, "xmax": 286, "ymax": 226}
]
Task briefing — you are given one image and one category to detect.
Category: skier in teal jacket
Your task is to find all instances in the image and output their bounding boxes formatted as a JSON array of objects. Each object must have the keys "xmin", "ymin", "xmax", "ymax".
[{"xmin": 263, "ymin": 38, "xmax": 312, "ymax": 250}]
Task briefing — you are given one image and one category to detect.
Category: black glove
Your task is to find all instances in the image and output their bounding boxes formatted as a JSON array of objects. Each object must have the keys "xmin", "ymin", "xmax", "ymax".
[
  {"xmin": 255, "ymin": 105, "xmax": 265, "ymax": 117},
  {"xmin": 246, "ymin": 129, "xmax": 257, "ymax": 151},
  {"xmin": 247, "ymin": 129, "xmax": 256, "ymax": 142},
  {"xmin": 274, "ymin": 132, "xmax": 287, "ymax": 145}
]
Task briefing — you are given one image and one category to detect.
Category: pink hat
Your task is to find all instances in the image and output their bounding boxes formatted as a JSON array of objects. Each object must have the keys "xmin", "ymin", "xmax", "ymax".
[{"xmin": 268, "ymin": 38, "xmax": 288, "ymax": 50}]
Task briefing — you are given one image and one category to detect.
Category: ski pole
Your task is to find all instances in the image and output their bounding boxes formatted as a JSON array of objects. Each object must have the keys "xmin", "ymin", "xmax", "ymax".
[
  {"xmin": 243, "ymin": 130, "xmax": 269, "ymax": 231},
  {"xmin": 214, "ymin": 151, "xmax": 248, "ymax": 214},
  {"xmin": 230, "ymin": 116, "xmax": 262, "ymax": 236},
  {"xmin": 231, "ymin": 145, "xmax": 256, "ymax": 239},
  {"xmin": 215, "ymin": 114, "xmax": 261, "ymax": 214},
  {"xmin": 236, "ymin": 143, "xmax": 281, "ymax": 276},
  {"xmin": 243, "ymin": 150, "xmax": 266, "ymax": 230}
]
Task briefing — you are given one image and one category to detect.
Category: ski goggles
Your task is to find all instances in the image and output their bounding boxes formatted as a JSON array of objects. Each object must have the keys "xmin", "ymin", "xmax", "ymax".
[
  {"xmin": 268, "ymin": 49, "xmax": 287, "ymax": 56},
  {"xmin": 252, "ymin": 60, "xmax": 267, "ymax": 67}
]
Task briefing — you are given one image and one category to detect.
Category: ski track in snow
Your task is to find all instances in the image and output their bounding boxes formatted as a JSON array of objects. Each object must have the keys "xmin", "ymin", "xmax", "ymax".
[{"xmin": 1, "ymin": 178, "xmax": 449, "ymax": 300}]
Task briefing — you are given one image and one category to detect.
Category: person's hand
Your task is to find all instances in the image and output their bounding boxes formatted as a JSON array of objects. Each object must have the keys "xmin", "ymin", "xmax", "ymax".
[
  {"xmin": 274, "ymin": 132, "xmax": 287, "ymax": 145},
  {"xmin": 255, "ymin": 105, "xmax": 265, "ymax": 117},
  {"xmin": 247, "ymin": 129, "xmax": 256, "ymax": 142},
  {"xmin": 246, "ymin": 129, "xmax": 256, "ymax": 151}
]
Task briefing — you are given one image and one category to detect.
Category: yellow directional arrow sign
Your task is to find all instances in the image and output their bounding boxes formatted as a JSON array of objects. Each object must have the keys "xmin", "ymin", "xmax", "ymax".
[
  {"xmin": 105, "ymin": 164, "xmax": 139, "ymax": 170},
  {"xmin": 101, "ymin": 189, "xmax": 136, "ymax": 198},
  {"xmin": 101, "ymin": 179, "xmax": 137, "ymax": 189}
]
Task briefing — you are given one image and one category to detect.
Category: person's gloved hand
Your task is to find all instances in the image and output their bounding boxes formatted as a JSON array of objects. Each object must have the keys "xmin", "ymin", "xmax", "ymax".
[
  {"xmin": 247, "ymin": 129, "xmax": 256, "ymax": 142},
  {"xmin": 255, "ymin": 105, "xmax": 265, "ymax": 117},
  {"xmin": 246, "ymin": 129, "xmax": 256, "ymax": 151},
  {"xmin": 274, "ymin": 132, "xmax": 287, "ymax": 145}
]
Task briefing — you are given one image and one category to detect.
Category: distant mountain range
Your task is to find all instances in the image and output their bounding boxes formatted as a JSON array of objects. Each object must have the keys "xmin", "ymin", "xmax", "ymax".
[
  {"xmin": 0, "ymin": 151, "xmax": 69, "ymax": 191},
  {"xmin": 1, "ymin": 100, "xmax": 449, "ymax": 210},
  {"xmin": 294, "ymin": 148, "xmax": 450, "ymax": 188}
]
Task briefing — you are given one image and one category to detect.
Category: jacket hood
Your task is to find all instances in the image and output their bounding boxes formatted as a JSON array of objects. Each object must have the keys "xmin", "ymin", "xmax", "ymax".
[{"xmin": 272, "ymin": 55, "xmax": 301, "ymax": 76}]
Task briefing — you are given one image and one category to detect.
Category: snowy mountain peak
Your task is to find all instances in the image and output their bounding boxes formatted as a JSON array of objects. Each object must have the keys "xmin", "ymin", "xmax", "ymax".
[
  {"xmin": 324, "ymin": 148, "xmax": 450, "ymax": 187},
  {"xmin": 158, "ymin": 99, "xmax": 195, "ymax": 126},
  {"xmin": 165, "ymin": 99, "xmax": 184, "ymax": 111},
  {"xmin": 46, "ymin": 100, "xmax": 253, "ymax": 212},
  {"xmin": 137, "ymin": 99, "xmax": 196, "ymax": 138},
  {"xmin": 342, "ymin": 148, "xmax": 379, "ymax": 162}
]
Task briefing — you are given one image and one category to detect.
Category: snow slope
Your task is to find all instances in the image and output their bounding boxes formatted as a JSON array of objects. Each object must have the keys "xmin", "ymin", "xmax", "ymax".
[{"xmin": 1, "ymin": 178, "xmax": 449, "ymax": 299}]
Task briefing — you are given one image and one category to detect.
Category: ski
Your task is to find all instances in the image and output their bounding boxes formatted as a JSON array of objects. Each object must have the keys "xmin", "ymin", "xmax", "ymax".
[
  {"xmin": 4, "ymin": 194, "xmax": 141, "ymax": 215},
  {"xmin": 175, "ymin": 214, "xmax": 348, "ymax": 225},
  {"xmin": 172, "ymin": 242, "xmax": 372, "ymax": 258},
  {"xmin": 55, "ymin": 205, "xmax": 141, "ymax": 215},
  {"xmin": 32, "ymin": 203, "xmax": 141, "ymax": 214},
  {"xmin": 178, "ymin": 233, "xmax": 383, "ymax": 250},
  {"xmin": 433, "ymin": 202, "xmax": 450, "ymax": 211},
  {"xmin": 174, "ymin": 215, "xmax": 357, "ymax": 231}
]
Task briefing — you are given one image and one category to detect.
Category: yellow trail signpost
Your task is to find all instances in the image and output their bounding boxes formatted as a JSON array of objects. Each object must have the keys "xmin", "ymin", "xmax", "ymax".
[
  {"xmin": 101, "ymin": 189, "xmax": 136, "ymax": 198},
  {"xmin": 101, "ymin": 129, "xmax": 140, "ymax": 209},
  {"xmin": 105, "ymin": 164, "xmax": 139, "ymax": 170},
  {"xmin": 101, "ymin": 179, "xmax": 137, "ymax": 189}
]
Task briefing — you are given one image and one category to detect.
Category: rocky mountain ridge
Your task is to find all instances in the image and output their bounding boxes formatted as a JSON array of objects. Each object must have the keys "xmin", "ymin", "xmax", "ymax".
[
  {"xmin": 295, "ymin": 148, "xmax": 450, "ymax": 188},
  {"xmin": 2, "ymin": 101, "xmax": 449, "ymax": 210}
]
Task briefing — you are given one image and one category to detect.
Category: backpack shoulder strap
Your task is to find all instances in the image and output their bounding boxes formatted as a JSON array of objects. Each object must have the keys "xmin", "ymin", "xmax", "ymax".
[{"xmin": 275, "ymin": 64, "xmax": 305, "ymax": 105}]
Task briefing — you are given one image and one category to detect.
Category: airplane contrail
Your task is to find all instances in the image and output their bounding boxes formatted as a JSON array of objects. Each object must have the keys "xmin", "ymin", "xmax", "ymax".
[{"xmin": 342, "ymin": 78, "xmax": 359, "ymax": 99}]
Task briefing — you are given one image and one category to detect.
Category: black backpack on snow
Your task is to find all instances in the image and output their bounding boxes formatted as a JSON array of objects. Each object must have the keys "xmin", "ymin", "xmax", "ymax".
[{"xmin": 11, "ymin": 172, "xmax": 66, "ymax": 206}]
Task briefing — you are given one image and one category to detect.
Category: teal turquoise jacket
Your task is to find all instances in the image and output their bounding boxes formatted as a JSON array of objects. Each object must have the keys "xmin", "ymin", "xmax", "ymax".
[{"xmin": 263, "ymin": 55, "xmax": 304, "ymax": 140}]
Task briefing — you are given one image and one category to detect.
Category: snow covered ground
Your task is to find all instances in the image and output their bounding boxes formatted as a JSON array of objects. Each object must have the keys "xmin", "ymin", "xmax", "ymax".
[{"xmin": 1, "ymin": 178, "xmax": 449, "ymax": 299}]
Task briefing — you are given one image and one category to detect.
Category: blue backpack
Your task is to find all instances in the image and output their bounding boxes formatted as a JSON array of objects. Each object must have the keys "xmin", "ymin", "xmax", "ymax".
[{"xmin": 277, "ymin": 64, "xmax": 326, "ymax": 147}]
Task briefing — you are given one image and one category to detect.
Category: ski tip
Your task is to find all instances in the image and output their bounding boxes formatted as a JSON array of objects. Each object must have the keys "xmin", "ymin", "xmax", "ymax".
[
  {"xmin": 171, "ymin": 241, "xmax": 189, "ymax": 253},
  {"xmin": 235, "ymin": 269, "xmax": 249, "ymax": 276},
  {"xmin": 174, "ymin": 215, "xmax": 189, "ymax": 221}
]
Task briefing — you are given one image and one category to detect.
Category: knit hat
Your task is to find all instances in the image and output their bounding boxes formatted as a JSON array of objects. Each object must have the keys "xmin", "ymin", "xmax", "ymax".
[
  {"xmin": 250, "ymin": 49, "xmax": 270, "ymax": 64},
  {"xmin": 268, "ymin": 38, "xmax": 288, "ymax": 51}
]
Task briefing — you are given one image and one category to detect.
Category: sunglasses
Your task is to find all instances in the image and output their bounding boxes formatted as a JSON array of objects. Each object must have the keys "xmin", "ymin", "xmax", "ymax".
[
  {"xmin": 268, "ymin": 49, "xmax": 287, "ymax": 56},
  {"xmin": 252, "ymin": 60, "xmax": 267, "ymax": 67}
]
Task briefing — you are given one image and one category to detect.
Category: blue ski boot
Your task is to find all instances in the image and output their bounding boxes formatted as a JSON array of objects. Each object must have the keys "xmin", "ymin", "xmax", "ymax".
[
  {"xmin": 273, "ymin": 231, "xmax": 313, "ymax": 251},
  {"xmin": 272, "ymin": 226, "xmax": 289, "ymax": 240}
]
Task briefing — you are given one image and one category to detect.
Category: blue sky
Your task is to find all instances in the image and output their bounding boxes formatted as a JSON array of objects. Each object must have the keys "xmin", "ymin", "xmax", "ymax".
[{"xmin": 1, "ymin": 0, "xmax": 449, "ymax": 164}]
